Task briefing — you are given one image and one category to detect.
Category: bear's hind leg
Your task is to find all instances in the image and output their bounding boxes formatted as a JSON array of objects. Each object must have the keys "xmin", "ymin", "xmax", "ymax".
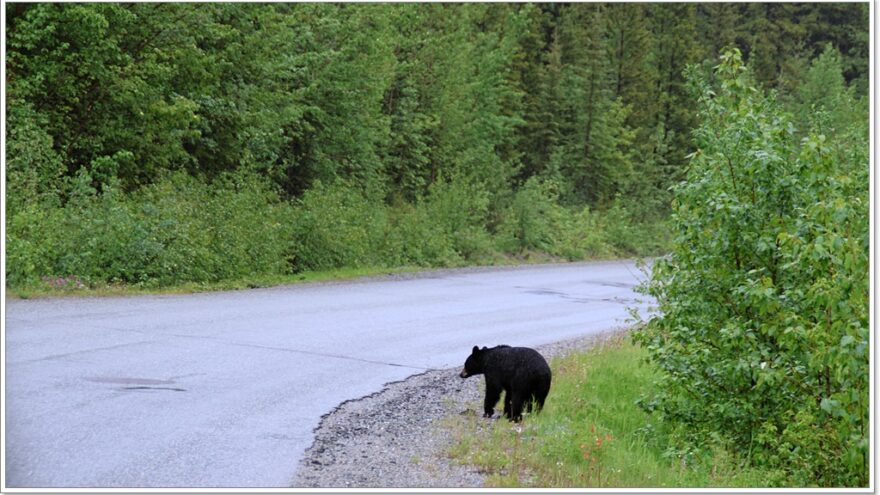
[
  {"xmin": 525, "ymin": 394, "xmax": 535, "ymax": 413},
  {"xmin": 534, "ymin": 379, "xmax": 550, "ymax": 412},
  {"xmin": 509, "ymin": 393, "xmax": 525, "ymax": 422}
]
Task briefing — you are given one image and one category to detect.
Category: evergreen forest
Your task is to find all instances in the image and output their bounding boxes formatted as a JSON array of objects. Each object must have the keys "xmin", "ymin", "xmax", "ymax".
[{"xmin": 6, "ymin": 3, "xmax": 868, "ymax": 289}]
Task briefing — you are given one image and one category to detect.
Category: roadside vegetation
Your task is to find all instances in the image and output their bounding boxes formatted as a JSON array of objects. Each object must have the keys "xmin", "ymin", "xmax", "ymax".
[
  {"xmin": 7, "ymin": 4, "xmax": 866, "ymax": 297},
  {"xmin": 448, "ymin": 47, "xmax": 868, "ymax": 489},
  {"xmin": 446, "ymin": 335, "xmax": 772, "ymax": 488},
  {"xmin": 634, "ymin": 48, "xmax": 868, "ymax": 487},
  {"xmin": 6, "ymin": 168, "xmax": 665, "ymax": 298}
]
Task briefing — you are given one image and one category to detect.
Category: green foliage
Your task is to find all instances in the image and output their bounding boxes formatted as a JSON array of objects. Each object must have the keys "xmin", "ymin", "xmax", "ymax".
[
  {"xmin": 794, "ymin": 44, "xmax": 866, "ymax": 144},
  {"xmin": 382, "ymin": 175, "xmax": 495, "ymax": 267},
  {"xmin": 6, "ymin": 202, "xmax": 60, "ymax": 287},
  {"xmin": 382, "ymin": 203, "xmax": 461, "ymax": 268},
  {"xmin": 6, "ymin": 4, "xmax": 208, "ymax": 188},
  {"xmin": 5, "ymin": 99, "xmax": 65, "ymax": 215},
  {"xmin": 447, "ymin": 336, "xmax": 772, "ymax": 487},
  {"xmin": 288, "ymin": 180, "xmax": 388, "ymax": 272},
  {"xmin": 286, "ymin": 174, "xmax": 493, "ymax": 274},
  {"xmin": 132, "ymin": 171, "xmax": 290, "ymax": 285},
  {"xmin": 634, "ymin": 49, "xmax": 868, "ymax": 486},
  {"xmin": 7, "ymin": 3, "xmax": 868, "ymax": 200},
  {"xmin": 552, "ymin": 206, "xmax": 613, "ymax": 261},
  {"xmin": 497, "ymin": 177, "xmax": 564, "ymax": 254},
  {"xmin": 495, "ymin": 178, "xmax": 666, "ymax": 260},
  {"xmin": 6, "ymin": 171, "xmax": 292, "ymax": 287},
  {"xmin": 5, "ymin": 3, "xmax": 868, "ymax": 300},
  {"xmin": 644, "ymin": 3, "xmax": 703, "ymax": 184},
  {"xmin": 599, "ymin": 200, "xmax": 670, "ymax": 257},
  {"xmin": 421, "ymin": 176, "xmax": 494, "ymax": 262}
]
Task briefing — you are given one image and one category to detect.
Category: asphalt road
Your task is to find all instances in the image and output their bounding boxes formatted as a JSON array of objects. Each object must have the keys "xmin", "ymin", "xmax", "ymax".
[{"xmin": 4, "ymin": 260, "xmax": 652, "ymax": 488}]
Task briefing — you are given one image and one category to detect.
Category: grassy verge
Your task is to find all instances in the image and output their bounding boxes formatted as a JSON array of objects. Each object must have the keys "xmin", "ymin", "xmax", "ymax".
[
  {"xmin": 5, "ymin": 254, "xmax": 590, "ymax": 299},
  {"xmin": 6, "ymin": 265, "xmax": 428, "ymax": 299},
  {"xmin": 445, "ymin": 334, "xmax": 772, "ymax": 488}
]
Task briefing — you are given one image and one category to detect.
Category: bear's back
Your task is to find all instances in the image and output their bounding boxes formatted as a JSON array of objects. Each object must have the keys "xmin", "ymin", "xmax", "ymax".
[{"xmin": 485, "ymin": 346, "xmax": 550, "ymax": 377}]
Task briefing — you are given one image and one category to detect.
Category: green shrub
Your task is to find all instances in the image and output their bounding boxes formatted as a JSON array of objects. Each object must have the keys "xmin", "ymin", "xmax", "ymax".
[
  {"xmin": 6, "ymin": 170, "xmax": 292, "ymax": 287},
  {"xmin": 599, "ymin": 200, "xmax": 671, "ymax": 257},
  {"xmin": 288, "ymin": 180, "xmax": 388, "ymax": 272},
  {"xmin": 42, "ymin": 169, "xmax": 159, "ymax": 285},
  {"xmin": 5, "ymin": 100, "xmax": 66, "ymax": 218},
  {"xmin": 381, "ymin": 202, "xmax": 461, "ymax": 267},
  {"xmin": 6, "ymin": 202, "xmax": 63, "ymax": 286},
  {"xmin": 133, "ymin": 170, "xmax": 293, "ymax": 284},
  {"xmin": 421, "ymin": 175, "xmax": 494, "ymax": 262},
  {"xmin": 552, "ymin": 206, "xmax": 612, "ymax": 261},
  {"xmin": 497, "ymin": 177, "xmax": 566, "ymax": 254},
  {"xmin": 6, "ymin": 162, "xmax": 670, "ymax": 290},
  {"xmin": 634, "ymin": 49, "xmax": 868, "ymax": 486}
]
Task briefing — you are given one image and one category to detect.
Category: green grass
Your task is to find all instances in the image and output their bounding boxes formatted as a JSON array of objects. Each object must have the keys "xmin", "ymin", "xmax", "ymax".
[
  {"xmin": 4, "ymin": 257, "xmax": 587, "ymax": 299},
  {"xmin": 6, "ymin": 265, "xmax": 427, "ymax": 299},
  {"xmin": 445, "ymin": 335, "xmax": 773, "ymax": 488},
  {"xmin": 5, "ymin": 252, "xmax": 632, "ymax": 300}
]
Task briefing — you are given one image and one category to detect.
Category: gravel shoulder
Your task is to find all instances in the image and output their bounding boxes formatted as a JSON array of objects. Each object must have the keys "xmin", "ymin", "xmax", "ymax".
[{"xmin": 292, "ymin": 328, "xmax": 630, "ymax": 488}]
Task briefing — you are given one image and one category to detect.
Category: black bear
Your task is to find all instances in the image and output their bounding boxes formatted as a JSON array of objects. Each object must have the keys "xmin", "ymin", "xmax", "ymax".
[{"xmin": 459, "ymin": 345, "xmax": 552, "ymax": 422}]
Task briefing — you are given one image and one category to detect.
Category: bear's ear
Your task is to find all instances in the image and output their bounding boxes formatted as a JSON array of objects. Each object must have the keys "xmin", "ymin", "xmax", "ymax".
[
  {"xmin": 472, "ymin": 345, "xmax": 480, "ymax": 354},
  {"xmin": 482, "ymin": 346, "xmax": 488, "ymax": 351}
]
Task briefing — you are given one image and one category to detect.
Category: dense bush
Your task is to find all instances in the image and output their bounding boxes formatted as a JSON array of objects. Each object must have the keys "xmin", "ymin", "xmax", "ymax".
[
  {"xmin": 420, "ymin": 176, "xmax": 495, "ymax": 262},
  {"xmin": 382, "ymin": 202, "xmax": 461, "ymax": 268},
  {"xmin": 135, "ymin": 171, "xmax": 293, "ymax": 284},
  {"xmin": 597, "ymin": 200, "xmax": 670, "ymax": 257},
  {"xmin": 7, "ymin": 170, "xmax": 292, "ymax": 287},
  {"xmin": 553, "ymin": 206, "xmax": 612, "ymax": 261},
  {"xmin": 634, "ymin": 50, "xmax": 868, "ymax": 486},
  {"xmin": 287, "ymin": 180, "xmax": 388, "ymax": 272},
  {"xmin": 286, "ymin": 177, "xmax": 498, "ymax": 272},
  {"xmin": 5, "ymin": 100, "xmax": 66, "ymax": 217},
  {"xmin": 6, "ymin": 169, "xmax": 665, "ymax": 290},
  {"xmin": 495, "ymin": 179, "xmax": 665, "ymax": 260},
  {"xmin": 496, "ymin": 177, "xmax": 566, "ymax": 254}
]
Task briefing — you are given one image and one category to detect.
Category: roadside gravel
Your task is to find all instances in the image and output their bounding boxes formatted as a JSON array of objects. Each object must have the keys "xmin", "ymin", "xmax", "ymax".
[{"xmin": 292, "ymin": 328, "xmax": 630, "ymax": 488}]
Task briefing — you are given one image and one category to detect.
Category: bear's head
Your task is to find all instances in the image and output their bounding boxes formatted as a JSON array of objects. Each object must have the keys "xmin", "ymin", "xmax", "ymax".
[{"xmin": 460, "ymin": 345, "xmax": 487, "ymax": 378}]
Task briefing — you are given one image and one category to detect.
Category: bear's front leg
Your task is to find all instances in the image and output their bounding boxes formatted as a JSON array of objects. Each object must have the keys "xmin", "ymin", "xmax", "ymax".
[{"xmin": 483, "ymin": 382, "xmax": 502, "ymax": 418}]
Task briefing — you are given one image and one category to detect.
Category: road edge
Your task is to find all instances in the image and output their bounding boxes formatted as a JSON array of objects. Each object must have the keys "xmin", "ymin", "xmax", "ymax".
[{"xmin": 292, "ymin": 327, "xmax": 633, "ymax": 488}]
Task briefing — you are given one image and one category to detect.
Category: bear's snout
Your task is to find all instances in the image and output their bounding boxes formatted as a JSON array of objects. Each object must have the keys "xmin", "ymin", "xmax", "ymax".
[{"xmin": 459, "ymin": 369, "xmax": 470, "ymax": 378}]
